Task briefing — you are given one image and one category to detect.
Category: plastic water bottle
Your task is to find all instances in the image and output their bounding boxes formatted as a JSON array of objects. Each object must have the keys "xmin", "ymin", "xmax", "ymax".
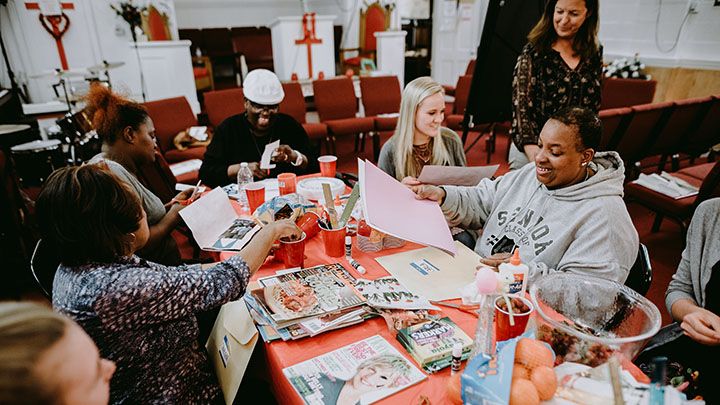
[{"xmin": 236, "ymin": 162, "xmax": 253, "ymax": 210}]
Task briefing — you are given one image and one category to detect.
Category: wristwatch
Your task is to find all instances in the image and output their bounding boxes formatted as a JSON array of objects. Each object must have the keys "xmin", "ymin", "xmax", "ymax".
[{"xmin": 290, "ymin": 150, "xmax": 304, "ymax": 166}]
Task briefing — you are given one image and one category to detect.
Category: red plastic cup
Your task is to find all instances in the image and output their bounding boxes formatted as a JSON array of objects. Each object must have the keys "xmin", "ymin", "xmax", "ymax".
[
  {"xmin": 279, "ymin": 232, "xmax": 306, "ymax": 268},
  {"xmin": 494, "ymin": 295, "xmax": 534, "ymax": 342},
  {"xmin": 245, "ymin": 182, "xmax": 266, "ymax": 214},
  {"xmin": 319, "ymin": 222, "xmax": 346, "ymax": 257},
  {"xmin": 296, "ymin": 211, "xmax": 321, "ymax": 238},
  {"xmin": 318, "ymin": 155, "xmax": 337, "ymax": 178},
  {"xmin": 278, "ymin": 172, "xmax": 297, "ymax": 195}
]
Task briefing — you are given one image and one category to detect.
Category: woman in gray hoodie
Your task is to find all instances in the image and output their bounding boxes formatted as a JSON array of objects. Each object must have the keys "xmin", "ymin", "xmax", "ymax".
[{"xmin": 412, "ymin": 107, "xmax": 638, "ymax": 284}]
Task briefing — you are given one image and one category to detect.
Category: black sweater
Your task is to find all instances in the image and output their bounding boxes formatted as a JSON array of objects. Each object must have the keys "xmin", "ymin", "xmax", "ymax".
[{"xmin": 199, "ymin": 112, "xmax": 319, "ymax": 187}]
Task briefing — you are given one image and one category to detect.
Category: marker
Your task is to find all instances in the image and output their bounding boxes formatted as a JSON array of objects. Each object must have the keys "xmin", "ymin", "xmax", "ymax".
[{"xmin": 348, "ymin": 257, "xmax": 366, "ymax": 274}]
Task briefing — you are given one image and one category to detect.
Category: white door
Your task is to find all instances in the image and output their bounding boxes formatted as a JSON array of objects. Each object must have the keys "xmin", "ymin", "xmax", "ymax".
[{"xmin": 431, "ymin": 0, "xmax": 488, "ymax": 87}]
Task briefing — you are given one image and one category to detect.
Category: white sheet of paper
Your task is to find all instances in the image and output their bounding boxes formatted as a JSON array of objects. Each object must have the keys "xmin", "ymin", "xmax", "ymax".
[
  {"xmin": 179, "ymin": 187, "xmax": 237, "ymax": 248},
  {"xmin": 417, "ymin": 165, "xmax": 499, "ymax": 186},
  {"xmin": 260, "ymin": 140, "xmax": 280, "ymax": 170},
  {"xmin": 188, "ymin": 126, "xmax": 208, "ymax": 141},
  {"xmin": 175, "ymin": 183, "xmax": 207, "ymax": 193},
  {"xmin": 374, "ymin": 241, "xmax": 480, "ymax": 301}
]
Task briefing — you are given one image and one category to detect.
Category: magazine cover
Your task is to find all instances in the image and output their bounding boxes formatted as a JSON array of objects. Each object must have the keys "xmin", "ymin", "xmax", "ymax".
[
  {"xmin": 283, "ymin": 335, "xmax": 427, "ymax": 405},
  {"xmin": 251, "ymin": 263, "xmax": 367, "ymax": 328},
  {"xmin": 396, "ymin": 317, "xmax": 473, "ymax": 373}
]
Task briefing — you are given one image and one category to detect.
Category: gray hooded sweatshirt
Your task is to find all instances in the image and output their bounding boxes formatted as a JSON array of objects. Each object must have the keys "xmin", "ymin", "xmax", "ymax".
[{"xmin": 441, "ymin": 151, "xmax": 638, "ymax": 284}]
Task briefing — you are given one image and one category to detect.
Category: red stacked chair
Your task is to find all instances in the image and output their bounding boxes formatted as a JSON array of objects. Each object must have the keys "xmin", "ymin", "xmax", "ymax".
[
  {"xmin": 610, "ymin": 101, "xmax": 674, "ymax": 177},
  {"xmin": 204, "ymin": 88, "xmax": 245, "ymax": 129},
  {"xmin": 598, "ymin": 107, "xmax": 633, "ymax": 151},
  {"xmin": 280, "ymin": 82, "xmax": 330, "ymax": 154},
  {"xmin": 600, "ymin": 78, "xmax": 658, "ymax": 110},
  {"xmin": 359, "ymin": 75, "xmax": 401, "ymax": 141},
  {"xmin": 144, "ymin": 97, "xmax": 204, "ymax": 163},
  {"xmin": 445, "ymin": 75, "xmax": 472, "ymax": 131},
  {"xmin": 313, "ymin": 77, "xmax": 375, "ymax": 159}
]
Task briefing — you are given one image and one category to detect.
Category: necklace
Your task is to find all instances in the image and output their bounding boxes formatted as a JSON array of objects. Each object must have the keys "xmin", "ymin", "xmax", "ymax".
[{"xmin": 248, "ymin": 117, "xmax": 274, "ymax": 158}]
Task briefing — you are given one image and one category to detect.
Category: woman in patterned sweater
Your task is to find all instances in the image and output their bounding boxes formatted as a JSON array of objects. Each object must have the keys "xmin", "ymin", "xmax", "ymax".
[
  {"xmin": 36, "ymin": 164, "xmax": 300, "ymax": 404},
  {"xmin": 508, "ymin": 0, "xmax": 603, "ymax": 170}
]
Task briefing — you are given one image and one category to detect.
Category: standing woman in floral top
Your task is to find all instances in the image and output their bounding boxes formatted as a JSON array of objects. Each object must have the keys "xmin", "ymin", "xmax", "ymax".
[
  {"xmin": 36, "ymin": 164, "xmax": 301, "ymax": 404},
  {"xmin": 509, "ymin": 0, "xmax": 602, "ymax": 170}
]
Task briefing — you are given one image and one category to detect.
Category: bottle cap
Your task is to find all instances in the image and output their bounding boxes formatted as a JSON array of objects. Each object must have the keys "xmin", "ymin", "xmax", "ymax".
[
  {"xmin": 509, "ymin": 248, "xmax": 521, "ymax": 266},
  {"xmin": 345, "ymin": 236, "xmax": 351, "ymax": 244},
  {"xmin": 241, "ymin": 162, "xmax": 248, "ymax": 167},
  {"xmin": 452, "ymin": 342, "xmax": 462, "ymax": 357}
]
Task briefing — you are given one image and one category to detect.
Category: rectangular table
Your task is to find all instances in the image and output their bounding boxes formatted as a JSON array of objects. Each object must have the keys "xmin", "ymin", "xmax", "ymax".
[{"xmin": 217, "ymin": 182, "xmax": 478, "ymax": 404}]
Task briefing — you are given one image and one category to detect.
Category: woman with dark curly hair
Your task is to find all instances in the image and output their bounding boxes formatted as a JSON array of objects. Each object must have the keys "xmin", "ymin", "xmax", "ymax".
[
  {"xmin": 508, "ymin": 0, "xmax": 603, "ymax": 170},
  {"xmin": 37, "ymin": 164, "xmax": 300, "ymax": 404},
  {"xmin": 83, "ymin": 84, "xmax": 189, "ymax": 265}
]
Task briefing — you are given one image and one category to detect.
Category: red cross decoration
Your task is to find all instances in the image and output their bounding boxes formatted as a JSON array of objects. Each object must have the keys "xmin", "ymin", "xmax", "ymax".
[
  {"xmin": 25, "ymin": 2, "xmax": 75, "ymax": 70},
  {"xmin": 295, "ymin": 13, "xmax": 322, "ymax": 79}
]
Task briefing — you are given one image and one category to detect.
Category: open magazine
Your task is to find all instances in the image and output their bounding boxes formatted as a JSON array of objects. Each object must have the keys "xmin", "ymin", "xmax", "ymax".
[
  {"xmin": 283, "ymin": 335, "xmax": 427, "ymax": 405},
  {"xmin": 250, "ymin": 263, "xmax": 367, "ymax": 329}
]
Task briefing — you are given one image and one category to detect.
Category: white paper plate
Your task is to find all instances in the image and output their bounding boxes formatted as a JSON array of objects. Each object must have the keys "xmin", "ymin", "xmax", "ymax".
[{"xmin": 297, "ymin": 177, "xmax": 346, "ymax": 202}]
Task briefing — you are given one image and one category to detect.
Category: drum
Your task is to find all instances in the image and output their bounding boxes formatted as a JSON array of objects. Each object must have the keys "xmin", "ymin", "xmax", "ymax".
[
  {"xmin": 0, "ymin": 124, "xmax": 39, "ymax": 153},
  {"xmin": 53, "ymin": 110, "xmax": 99, "ymax": 165},
  {"xmin": 10, "ymin": 139, "xmax": 65, "ymax": 187}
]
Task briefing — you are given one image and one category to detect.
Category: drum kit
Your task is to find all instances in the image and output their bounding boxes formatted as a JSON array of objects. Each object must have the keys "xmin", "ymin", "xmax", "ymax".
[{"xmin": 8, "ymin": 61, "xmax": 125, "ymax": 188}]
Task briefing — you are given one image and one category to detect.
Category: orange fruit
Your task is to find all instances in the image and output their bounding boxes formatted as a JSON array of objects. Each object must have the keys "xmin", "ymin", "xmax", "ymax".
[
  {"xmin": 512, "ymin": 363, "xmax": 529, "ymax": 380},
  {"xmin": 446, "ymin": 372, "xmax": 463, "ymax": 404},
  {"xmin": 515, "ymin": 338, "xmax": 554, "ymax": 370},
  {"xmin": 509, "ymin": 378, "xmax": 540, "ymax": 405},
  {"xmin": 530, "ymin": 366, "xmax": 558, "ymax": 401}
]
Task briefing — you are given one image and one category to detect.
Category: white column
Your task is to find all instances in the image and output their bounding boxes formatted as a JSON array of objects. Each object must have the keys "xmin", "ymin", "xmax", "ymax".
[
  {"xmin": 131, "ymin": 40, "xmax": 200, "ymax": 113},
  {"xmin": 374, "ymin": 30, "xmax": 407, "ymax": 87}
]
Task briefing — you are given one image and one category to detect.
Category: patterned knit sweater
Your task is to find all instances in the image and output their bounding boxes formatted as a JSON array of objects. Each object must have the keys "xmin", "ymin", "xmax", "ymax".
[{"xmin": 52, "ymin": 254, "xmax": 249, "ymax": 404}]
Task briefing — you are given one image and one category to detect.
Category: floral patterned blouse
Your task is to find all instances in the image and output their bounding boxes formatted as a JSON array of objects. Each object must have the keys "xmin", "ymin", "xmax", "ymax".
[
  {"xmin": 510, "ymin": 42, "xmax": 603, "ymax": 149},
  {"xmin": 52, "ymin": 254, "xmax": 250, "ymax": 404}
]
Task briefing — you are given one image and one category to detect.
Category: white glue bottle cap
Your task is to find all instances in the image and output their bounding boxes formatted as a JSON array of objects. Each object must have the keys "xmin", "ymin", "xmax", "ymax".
[{"xmin": 452, "ymin": 342, "xmax": 463, "ymax": 358}]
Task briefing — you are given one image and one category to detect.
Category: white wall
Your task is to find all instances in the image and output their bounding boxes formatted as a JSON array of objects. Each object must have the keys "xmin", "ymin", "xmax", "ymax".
[
  {"xmin": 599, "ymin": 0, "xmax": 720, "ymax": 69},
  {"xmin": 0, "ymin": 0, "xmax": 180, "ymax": 104}
]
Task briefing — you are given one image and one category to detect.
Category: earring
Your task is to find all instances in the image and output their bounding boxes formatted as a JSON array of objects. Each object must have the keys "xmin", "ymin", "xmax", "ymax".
[
  {"xmin": 581, "ymin": 162, "xmax": 587, "ymax": 166},
  {"xmin": 129, "ymin": 233, "xmax": 136, "ymax": 243}
]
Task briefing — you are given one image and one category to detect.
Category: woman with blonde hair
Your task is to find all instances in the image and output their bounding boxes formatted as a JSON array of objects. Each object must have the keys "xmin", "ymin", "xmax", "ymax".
[
  {"xmin": 0, "ymin": 302, "xmax": 115, "ymax": 405},
  {"xmin": 378, "ymin": 76, "xmax": 466, "ymax": 182}
]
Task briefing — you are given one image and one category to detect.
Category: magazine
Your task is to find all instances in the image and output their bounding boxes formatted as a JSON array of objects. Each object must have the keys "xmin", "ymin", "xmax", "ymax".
[
  {"xmin": 209, "ymin": 218, "xmax": 259, "ymax": 251},
  {"xmin": 250, "ymin": 263, "xmax": 367, "ymax": 329},
  {"xmin": 354, "ymin": 277, "xmax": 439, "ymax": 311},
  {"xmin": 396, "ymin": 317, "xmax": 473, "ymax": 373},
  {"xmin": 283, "ymin": 335, "xmax": 427, "ymax": 405}
]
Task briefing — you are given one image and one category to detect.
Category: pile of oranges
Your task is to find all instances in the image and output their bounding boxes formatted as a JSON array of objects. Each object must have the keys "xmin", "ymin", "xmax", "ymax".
[
  {"xmin": 510, "ymin": 338, "xmax": 557, "ymax": 404},
  {"xmin": 446, "ymin": 338, "xmax": 558, "ymax": 404}
]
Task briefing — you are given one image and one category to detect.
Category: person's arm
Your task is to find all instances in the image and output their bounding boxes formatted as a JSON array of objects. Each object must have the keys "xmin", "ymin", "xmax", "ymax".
[
  {"xmin": 511, "ymin": 48, "xmax": 541, "ymax": 154},
  {"xmin": 377, "ymin": 140, "xmax": 397, "ymax": 179},
  {"xmin": 593, "ymin": 46, "xmax": 604, "ymax": 112},
  {"xmin": 95, "ymin": 220, "xmax": 301, "ymax": 328},
  {"xmin": 443, "ymin": 128, "xmax": 467, "ymax": 167},
  {"xmin": 672, "ymin": 300, "xmax": 720, "ymax": 345}
]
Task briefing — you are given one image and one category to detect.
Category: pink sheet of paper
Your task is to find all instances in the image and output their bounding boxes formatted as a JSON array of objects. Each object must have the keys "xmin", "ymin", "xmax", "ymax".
[{"xmin": 360, "ymin": 159, "xmax": 457, "ymax": 256}]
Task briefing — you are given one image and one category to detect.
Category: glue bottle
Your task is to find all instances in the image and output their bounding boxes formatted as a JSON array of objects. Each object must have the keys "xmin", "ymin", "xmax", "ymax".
[{"xmin": 499, "ymin": 248, "xmax": 528, "ymax": 296}]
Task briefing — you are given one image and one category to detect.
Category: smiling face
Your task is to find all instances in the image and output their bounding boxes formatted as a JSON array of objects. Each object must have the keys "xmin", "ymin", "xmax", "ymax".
[
  {"xmin": 245, "ymin": 99, "xmax": 279, "ymax": 135},
  {"xmin": 413, "ymin": 91, "xmax": 445, "ymax": 144},
  {"xmin": 534, "ymin": 119, "xmax": 592, "ymax": 189},
  {"xmin": 553, "ymin": 0, "xmax": 589, "ymax": 40},
  {"xmin": 350, "ymin": 364, "xmax": 397, "ymax": 392},
  {"xmin": 35, "ymin": 322, "xmax": 115, "ymax": 405}
]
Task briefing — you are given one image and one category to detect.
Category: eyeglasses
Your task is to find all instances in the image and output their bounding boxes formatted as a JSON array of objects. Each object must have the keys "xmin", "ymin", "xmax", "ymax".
[{"xmin": 248, "ymin": 100, "xmax": 280, "ymax": 113}]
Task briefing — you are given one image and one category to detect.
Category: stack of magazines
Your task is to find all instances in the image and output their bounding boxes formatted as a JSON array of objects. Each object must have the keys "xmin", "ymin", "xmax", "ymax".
[{"xmin": 244, "ymin": 263, "xmax": 369, "ymax": 341}]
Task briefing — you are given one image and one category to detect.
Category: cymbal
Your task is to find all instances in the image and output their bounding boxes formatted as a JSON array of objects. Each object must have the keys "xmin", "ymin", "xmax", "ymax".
[
  {"xmin": 54, "ymin": 93, "xmax": 86, "ymax": 103},
  {"xmin": 87, "ymin": 61, "xmax": 125, "ymax": 73},
  {"xmin": 30, "ymin": 68, "xmax": 87, "ymax": 79}
]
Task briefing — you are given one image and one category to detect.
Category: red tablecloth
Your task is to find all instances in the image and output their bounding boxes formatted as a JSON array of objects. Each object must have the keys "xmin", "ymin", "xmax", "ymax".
[{"xmin": 217, "ymin": 181, "xmax": 477, "ymax": 404}]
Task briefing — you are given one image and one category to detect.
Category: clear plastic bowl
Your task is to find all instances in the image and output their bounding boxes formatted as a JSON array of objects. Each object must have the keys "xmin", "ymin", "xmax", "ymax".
[{"xmin": 529, "ymin": 273, "xmax": 661, "ymax": 367}]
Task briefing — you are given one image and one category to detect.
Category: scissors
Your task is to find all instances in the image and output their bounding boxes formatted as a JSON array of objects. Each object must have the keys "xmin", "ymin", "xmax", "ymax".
[{"xmin": 430, "ymin": 301, "xmax": 480, "ymax": 317}]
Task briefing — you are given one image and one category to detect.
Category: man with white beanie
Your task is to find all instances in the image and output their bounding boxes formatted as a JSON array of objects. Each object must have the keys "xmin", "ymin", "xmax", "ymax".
[{"xmin": 199, "ymin": 69, "xmax": 318, "ymax": 187}]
